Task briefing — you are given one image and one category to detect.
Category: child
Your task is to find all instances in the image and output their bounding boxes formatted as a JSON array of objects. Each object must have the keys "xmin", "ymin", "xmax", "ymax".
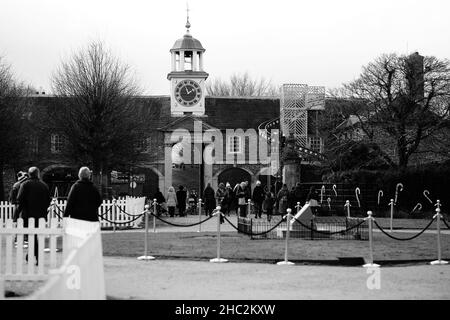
[{"xmin": 262, "ymin": 191, "xmax": 274, "ymax": 222}]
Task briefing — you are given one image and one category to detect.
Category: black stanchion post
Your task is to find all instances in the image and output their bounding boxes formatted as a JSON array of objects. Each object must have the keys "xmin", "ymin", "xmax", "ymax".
[
  {"xmin": 363, "ymin": 211, "xmax": 379, "ymax": 268},
  {"xmin": 137, "ymin": 205, "xmax": 155, "ymax": 261},
  {"xmin": 153, "ymin": 198, "xmax": 157, "ymax": 233},
  {"xmin": 210, "ymin": 206, "xmax": 228, "ymax": 263},
  {"xmin": 277, "ymin": 209, "xmax": 294, "ymax": 265},
  {"xmin": 431, "ymin": 200, "xmax": 448, "ymax": 265}
]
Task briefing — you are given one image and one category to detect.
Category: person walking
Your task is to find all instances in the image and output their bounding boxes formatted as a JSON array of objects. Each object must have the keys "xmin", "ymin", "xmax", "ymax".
[
  {"xmin": 252, "ymin": 180, "xmax": 265, "ymax": 219},
  {"xmin": 10, "ymin": 171, "xmax": 29, "ymax": 222},
  {"xmin": 306, "ymin": 186, "xmax": 320, "ymax": 215},
  {"xmin": 203, "ymin": 183, "xmax": 216, "ymax": 217},
  {"xmin": 262, "ymin": 191, "xmax": 275, "ymax": 222},
  {"xmin": 236, "ymin": 182, "xmax": 247, "ymax": 217},
  {"xmin": 152, "ymin": 187, "xmax": 166, "ymax": 216},
  {"xmin": 166, "ymin": 186, "xmax": 177, "ymax": 217},
  {"xmin": 176, "ymin": 185, "xmax": 187, "ymax": 217},
  {"xmin": 277, "ymin": 184, "xmax": 290, "ymax": 216},
  {"xmin": 223, "ymin": 183, "xmax": 233, "ymax": 216},
  {"xmin": 215, "ymin": 183, "xmax": 227, "ymax": 223},
  {"xmin": 64, "ymin": 167, "xmax": 102, "ymax": 222},
  {"xmin": 17, "ymin": 167, "xmax": 51, "ymax": 265}
]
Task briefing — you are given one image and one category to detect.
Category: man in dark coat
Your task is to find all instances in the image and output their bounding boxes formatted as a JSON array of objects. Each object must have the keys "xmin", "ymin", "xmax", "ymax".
[
  {"xmin": 17, "ymin": 167, "xmax": 51, "ymax": 265},
  {"xmin": 64, "ymin": 167, "xmax": 102, "ymax": 222},
  {"xmin": 10, "ymin": 171, "xmax": 29, "ymax": 222},
  {"xmin": 203, "ymin": 183, "xmax": 216, "ymax": 216},
  {"xmin": 252, "ymin": 180, "xmax": 265, "ymax": 219},
  {"xmin": 176, "ymin": 185, "xmax": 187, "ymax": 216}
]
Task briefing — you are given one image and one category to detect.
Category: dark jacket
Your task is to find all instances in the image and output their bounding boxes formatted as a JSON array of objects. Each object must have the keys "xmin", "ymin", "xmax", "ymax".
[
  {"xmin": 252, "ymin": 185, "xmax": 265, "ymax": 203},
  {"xmin": 10, "ymin": 180, "xmax": 25, "ymax": 204},
  {"xmin": 64, "ymin": 179, "xmax": 102, "ymax": 222},
  {"xmin": 176, "ymin": 190, "xmax": 187, "ymax": 209},
  {"xmin": 17, "ymin": 177, "xmax": 51, "ymax": 220},
  {"xmin": 203, "ymin": 186, "xmax": 216, "ymax": 210}
]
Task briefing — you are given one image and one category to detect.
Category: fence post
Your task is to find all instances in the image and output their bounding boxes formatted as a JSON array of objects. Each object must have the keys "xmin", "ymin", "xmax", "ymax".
[
  {"xmin": 363, "ymin": 211, "xmax": 380, "ymax": 268},
  {"xmin": 112, "ymin": 199, "xmax": 117, "ymax": 233},
  {"xmin": 137, "ymin": 205, "xmax": 155, "ymax": 261},
  {"xmin": 431, "ymin": 200, "xmax": 448, "ymax": 265},
  {"xmin": 210, "ymin": 206, "xmax": 228, "ymax": 263},
  {"xmin": 198, "ymin": 198, "xmax": 202, "ymax": 233},
  {"xmin": 247, "ymin": 199, "xmax": 252, "ymax": 218},
  {"xmin": 389, "ymin": 199, "xmax": 394, "ymax": 233},
  {"xmin": 152, "ymin": 199, "xmax": 157, "ymax": 233},
  {"xmin": 277, "ymin": 209, "xmax": 294, "ymax": 265},
  {"xmin": 345, "ymin": 200, "xmax": 351, "ymax": 218}
]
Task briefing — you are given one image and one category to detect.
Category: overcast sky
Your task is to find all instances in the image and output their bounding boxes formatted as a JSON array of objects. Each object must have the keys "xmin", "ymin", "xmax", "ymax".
[{"xmin": 1, "ymin": 0, "xmax": 449, "ymax": 95}]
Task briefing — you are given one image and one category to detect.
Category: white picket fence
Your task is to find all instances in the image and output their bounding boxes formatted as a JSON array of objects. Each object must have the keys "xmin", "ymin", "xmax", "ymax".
[
  {"xmin": 0, "ymin": 217, "xmax": 105, "ymax": 299},
  {"xmin": 0, "ymin": 197, "xmax": 146, "ymax": 229},
  {"xmin": 0, "ymin": 217, "xmax": 64, "ymax": 290}
]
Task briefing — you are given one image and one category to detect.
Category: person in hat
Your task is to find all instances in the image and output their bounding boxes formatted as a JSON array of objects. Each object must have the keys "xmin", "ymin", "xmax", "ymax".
[{"xmin": 10, "ymin": 171, "xmax": 29, "ymax": 222}]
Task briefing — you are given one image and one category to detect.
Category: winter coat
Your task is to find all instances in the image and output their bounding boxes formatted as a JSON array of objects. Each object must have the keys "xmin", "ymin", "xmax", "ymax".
[
  {"xmin": 277, "ymin": 188, "xmax": 290, "ymax": 214},
  {"xmin": 17, "ymin": 177, "xmax": 51, "ymax": 221},
  {"xmin": 64, "ymin": 179, "xmax": 102, "ymax": 222},
  {"xmin": 252, "ymin": 185, "xmax": 265, "ymax": 203},
  {"xmin": 203, "ymin": 186, "xmax": 216, "ymax": 210},
  {"xmin": 166, "ymin": 191, "xmax": 177, "ymax": 207},
  {"xmin": 176, "ymin": 190, "xmax": 187, "ymax": 209},
  {"xmin": 216, "ymin": 188, "xmax": 227, "ymax": 206}
]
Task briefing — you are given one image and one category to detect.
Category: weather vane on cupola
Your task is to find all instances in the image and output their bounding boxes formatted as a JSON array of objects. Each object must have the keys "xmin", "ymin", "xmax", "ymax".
[{"xmin": 185, "ymin": 2, "xmax": 191, "ymax": 33}]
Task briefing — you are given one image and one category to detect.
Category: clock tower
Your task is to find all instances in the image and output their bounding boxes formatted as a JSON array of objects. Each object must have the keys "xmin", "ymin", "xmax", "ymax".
[{"xmin": 167, "ymin": 14, "xmax": 208, "ymax": 116}]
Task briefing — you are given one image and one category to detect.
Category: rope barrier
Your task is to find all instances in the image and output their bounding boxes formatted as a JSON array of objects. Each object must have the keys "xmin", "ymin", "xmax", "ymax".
[
  {"xmin": 97, "ymin": 212, "xmax": 144, "ymax": 225},
  {"xmin": 291, "ymin": 216, "xmax": 367, "ymax": 235},
  {"xmin": 223, "ymin": 215, "xmax": 286, "ymax": 236},
  {"xmin": 373, "ymin": 218, "xmax": 436, "ymax": 241},
  {"xmin": 149, "ymin": 212, "xmax": 214, "ymax": 227},
  {"xmin": 114, "ymin": 203, "xmax": 148, "ymax": 217}
]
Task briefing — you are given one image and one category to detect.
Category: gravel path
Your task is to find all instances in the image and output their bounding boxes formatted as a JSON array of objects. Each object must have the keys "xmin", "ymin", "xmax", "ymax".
[{"xmin": 103, "ymin": 256, "xmax": 450, "ymax": 300}]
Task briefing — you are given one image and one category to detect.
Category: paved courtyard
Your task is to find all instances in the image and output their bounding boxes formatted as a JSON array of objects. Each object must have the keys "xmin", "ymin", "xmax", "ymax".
[{"xmin": 104, "ymin": 256, "xmax": 450, "ymax": 300}]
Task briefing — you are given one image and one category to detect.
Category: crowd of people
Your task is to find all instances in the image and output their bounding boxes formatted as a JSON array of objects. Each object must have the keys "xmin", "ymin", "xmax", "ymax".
[
  {"xmin": 8, "ymin": 167, "xmax": 322, "ymax": 262},
  {"xmin": 150, "ymin": 180, "xmax": 321, "ymax": 222}
]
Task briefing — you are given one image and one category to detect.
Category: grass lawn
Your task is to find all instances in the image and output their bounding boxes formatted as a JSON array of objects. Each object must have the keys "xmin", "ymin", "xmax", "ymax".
[{"xmin": 102, "ymin": 230, "xmax": 450, "ymax": 265}]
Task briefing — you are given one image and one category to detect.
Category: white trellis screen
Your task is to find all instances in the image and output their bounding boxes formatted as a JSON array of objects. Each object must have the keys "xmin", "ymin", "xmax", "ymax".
[{"xmin": 280, "ymin": 84, "xmax": 325, "ymax": 148}]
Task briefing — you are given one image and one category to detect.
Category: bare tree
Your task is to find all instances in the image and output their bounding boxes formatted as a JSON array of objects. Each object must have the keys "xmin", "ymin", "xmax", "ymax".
[
  {"xmin": 206, "ymin": 72, "xmax": 279, "ymax": 97},
  {"xmin": 51, "ymin": 41, "xmax": 149, "ymax": 195},
  {"xmin": 333, "ymin": 53, "xmax": 450, "ymax": 168},
  {"xmin": 0, "ymin": 57, "xmax": 31, "ymax": 200}
]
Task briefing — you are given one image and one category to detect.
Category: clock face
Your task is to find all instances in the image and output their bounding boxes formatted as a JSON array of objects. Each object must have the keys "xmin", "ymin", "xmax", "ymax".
[{"xmin": 174, "ymin": 80, "xmax": 202, "ymax": 106}]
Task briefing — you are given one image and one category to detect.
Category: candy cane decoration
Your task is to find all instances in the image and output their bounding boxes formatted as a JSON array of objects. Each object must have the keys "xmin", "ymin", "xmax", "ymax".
[
  {"xmin": 327, "ymin": 197, "xmax": 331, "ymax": 211},
  {"xmin": 332, "ymin": 184, "xmax": 337, "ymax": 197},
  {"xmin": 394, "ymin": 183, "xmax": 403, "ymax": 205},
  {"xmin": 355, "ymin": 187, "xmax": 361, "ymax": 208},
  {"xmin": 411, "ymin": 203, "xmax": 422, "ymax": 214},
  {"xmin": 320, "ymin": 185, "xmax": 325, "ymax": 204},
  {"xmin": 377, "ymin": 190, "xmax": 383, "ymax": 206},
  {"xmin": 423, "ymin": 190, "xmax": 433, "ymax": 204}
]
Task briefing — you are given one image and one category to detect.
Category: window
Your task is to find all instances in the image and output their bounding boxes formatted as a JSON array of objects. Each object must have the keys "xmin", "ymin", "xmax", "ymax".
[
  {"xmin": 228, "ymin": 136, "xmax": 242, "ymax": 154},
  {"xmin": 51, "ymin": 134, "xmax": 65, "ymax": 154},
  {"xmin": 308, "ymin": 137, "xmax": 322, "ymax": 154}
]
